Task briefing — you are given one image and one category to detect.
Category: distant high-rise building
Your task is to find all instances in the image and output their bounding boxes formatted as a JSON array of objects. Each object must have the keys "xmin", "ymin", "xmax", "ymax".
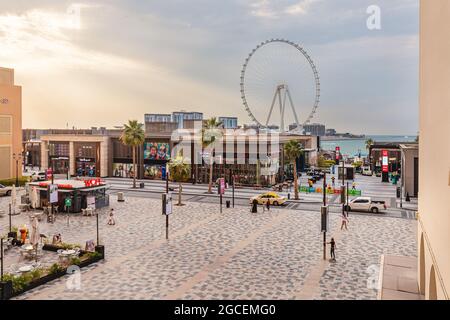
[
  {"xmin": 144, "ymin": 114, "xmax": 172, "ymax": 123},
  {"xmin": 303, "ymin": 123, "xmax": 326, "ymax": 136},
  {"xmin": 172, "ymin": 111, "xmax": 203, "ymax": 129},
  {"xmin": 219, "ymin": 117, "xmax": 238, "ymax": 129}
]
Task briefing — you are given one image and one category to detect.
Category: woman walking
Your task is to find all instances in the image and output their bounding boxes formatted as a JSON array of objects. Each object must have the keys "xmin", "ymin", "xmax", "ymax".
[
  {"xmin": 341, "ymin": 213, "xmax": 349, "ymax": 231},
  {"xmin": 329, "ymin": 238, "xmax": 336, "ymax": 261}
]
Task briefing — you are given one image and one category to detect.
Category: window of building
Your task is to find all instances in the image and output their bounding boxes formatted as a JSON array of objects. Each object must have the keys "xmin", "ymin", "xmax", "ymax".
[{"xmin": 0, "ymin": 116, "xmax": 12, "ymax": 134}]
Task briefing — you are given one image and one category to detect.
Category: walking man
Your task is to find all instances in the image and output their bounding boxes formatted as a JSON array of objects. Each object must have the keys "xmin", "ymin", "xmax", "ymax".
[
  {"xmin": 107, "ymin": 208, "xmax": 116, "ymax": 226},
  {"xmin": 329, "ymin": 238, "xmax": 336, "ymax": 261},
  {"xmin": 331, "ymin": 176, "xmax": 335, "ymax": 187},
  {"xmin": 266, "ymin": 200, "xmax": 270, "ymax": 212},
  {"xmin": 352, "ymin": 181, "xmax": 356, "ymax": 190}
]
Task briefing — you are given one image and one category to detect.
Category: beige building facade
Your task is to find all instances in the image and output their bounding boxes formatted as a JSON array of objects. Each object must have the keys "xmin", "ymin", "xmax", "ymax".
[
  {"xmin": 400, "ymin": 144, "xmax": 419, "ymax": 198},
  {"xmin": 0, "ymin": 67, "xmax": 22, "ymax": 180},
  {"xmin": 418, "ymin": 0, "xmax": 450, "ymax": 300}
]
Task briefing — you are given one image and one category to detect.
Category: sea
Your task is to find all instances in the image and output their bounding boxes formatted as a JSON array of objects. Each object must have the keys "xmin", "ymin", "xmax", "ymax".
[{"xmin": 320, "ymin": 135, "xmax": 418, "ymax": 157}]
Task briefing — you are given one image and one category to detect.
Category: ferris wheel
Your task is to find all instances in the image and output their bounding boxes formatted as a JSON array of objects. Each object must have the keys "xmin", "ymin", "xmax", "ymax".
[{"xmin": 240, "ymin": 39, "xmax": 320, "ymax": 132}]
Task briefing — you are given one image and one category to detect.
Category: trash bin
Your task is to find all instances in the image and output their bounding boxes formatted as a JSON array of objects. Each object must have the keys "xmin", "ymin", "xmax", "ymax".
[
  {"xmin": 396, "ymin": 187, "xmax": 401, "ymax": 199},
  {"xmin": 226, "ymin": 200, "xmax": 230, "ymax": 208},
  {"xmin": 140, "ymin": 182, "xmax": 145, "ymax": 189},
  {"xmin": 117, "ymin": 192, "xmax": 125, "ymax": 202}
]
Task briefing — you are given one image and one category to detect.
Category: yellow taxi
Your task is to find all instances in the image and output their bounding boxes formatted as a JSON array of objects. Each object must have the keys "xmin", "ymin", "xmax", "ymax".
[{"xmin": 250, "ymin": 192, "xmax": 287, "ymax": 206}]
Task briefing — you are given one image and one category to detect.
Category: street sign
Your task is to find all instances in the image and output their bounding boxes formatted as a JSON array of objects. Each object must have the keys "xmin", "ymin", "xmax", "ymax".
[
  {"xmin": 218, "ymin": 178, "xmax": 225, "ymax": 195},
  {"xmin": 335, "ymin": 146, "xmax": 340, "ymax": 161},
  {"xmin": 162, "ymin": 193, "xmax": 173, "ymax": 215},
  {"xmin": 48, "ymin": 184, "xmax": 58, "ymax": 204},
  {"xmin": 382, "ymin": 150, "xmax": 389, "ymax": 173}
]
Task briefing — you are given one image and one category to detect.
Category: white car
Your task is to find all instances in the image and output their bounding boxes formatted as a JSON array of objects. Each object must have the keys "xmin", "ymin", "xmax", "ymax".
[
  {"xmin": 361, "ymin": 166, "xmax": 373, "ymax": 176},
  {"xmin": 345, "ymin": 197, "xmax": 386, "ymax": 213},
  {"xmin": 30, "ymin": 171, "xmax": 47, "ymax": 181},
  {"xmin": 0, "ymin": 184, "xmax": 13, "ymax": 196}
]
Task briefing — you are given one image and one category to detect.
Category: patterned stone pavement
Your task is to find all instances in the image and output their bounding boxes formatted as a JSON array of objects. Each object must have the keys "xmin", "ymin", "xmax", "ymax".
[{"xmin": 0, "ymin": 191, "xmax": 416, "ymax": 300}]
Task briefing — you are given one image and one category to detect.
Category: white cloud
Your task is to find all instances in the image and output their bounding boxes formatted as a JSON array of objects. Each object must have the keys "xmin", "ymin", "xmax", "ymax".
[
  {"xmin": 249, "ymin": 0, "xmax": 320, "ymax": 19},
  {"xmin": 285, "ymin": 0, "xmax": 320, "ymax": 16},
  {"xmin": 0, "ymin": 4, "xmax": 140, "ymax": 72}
]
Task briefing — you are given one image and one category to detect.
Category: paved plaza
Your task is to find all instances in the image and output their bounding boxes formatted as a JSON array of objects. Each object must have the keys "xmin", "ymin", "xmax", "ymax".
[{"xmin": 0, "ymin": 191, "xmax": 416, "ymax": 300}]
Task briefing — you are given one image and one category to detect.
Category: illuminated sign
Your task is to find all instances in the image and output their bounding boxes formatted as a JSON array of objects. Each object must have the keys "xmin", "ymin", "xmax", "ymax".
[
  {"xmin": 0, "ymin": 98, "xmax": 9, "ymax": 104},
  {"xmin": 84, "ymin": 178, "xmax": 102, "ymax": 187},
  {"xmin": 335, "ymin": 146, "xmax": 340, "ymax": 161},
  {"xmin": 382, "ymin": 150, "xmax": 389, "ymax": 173}
]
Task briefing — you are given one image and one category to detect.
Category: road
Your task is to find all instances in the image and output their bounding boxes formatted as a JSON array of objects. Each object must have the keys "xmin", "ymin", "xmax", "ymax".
[{"xmin": 104, "ymin": 176, "xmax": 417, "ymax": 220}]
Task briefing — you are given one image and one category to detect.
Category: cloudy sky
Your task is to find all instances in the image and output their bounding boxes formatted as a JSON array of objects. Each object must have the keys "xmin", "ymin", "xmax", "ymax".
[{"xmin": 0, "ymin": 0, "xmax": 419, "ymax": 134}]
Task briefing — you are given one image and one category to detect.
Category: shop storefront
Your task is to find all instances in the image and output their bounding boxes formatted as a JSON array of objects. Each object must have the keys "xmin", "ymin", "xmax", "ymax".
[
  {"xmin": 112, "ymin": 163, "xmax": 135, "ymax": 178},
  {"xmin": 74, "ymin": 142, "xmax": 100, "ymax": 177},
  {"xmin": 28, "ymin": 178, "xmax": 109, "ymax": 213}
]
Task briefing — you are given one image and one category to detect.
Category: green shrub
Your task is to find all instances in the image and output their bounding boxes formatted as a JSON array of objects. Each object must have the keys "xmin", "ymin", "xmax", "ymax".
[
  {"xmin": 48, "ymin": 263, "xmax": 64, "ymax": 275},
  {"xmin": 30, "ymin": 268, "xmax": 44, "ymax": 281},
  {"xmin": 69, "ymin": 257, "xmax": 81, "ymax": 266},
  {"xmin": 87, "ymin": 251, "xmax": 102, "ymax": 259},
  {"xmin": 1, "ymin": 273, "xmax": 32, "ymax": 293},
  {"xmin": 0, "ymin": 177, "xmax": 30, "ymax": 187}
]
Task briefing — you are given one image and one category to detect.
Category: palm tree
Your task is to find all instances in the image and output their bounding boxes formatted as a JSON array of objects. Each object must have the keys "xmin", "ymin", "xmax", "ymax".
[
  {"xmin": 202, "ymin": 117, "xmax": 223, "ymax": 193},
  {"xmin": 365, "ymin": 138, "xmax": 374, "ymax": 168},
  {"xmin": 365, "ymin": 138, "xmax": 374, "ymax": 151},
  {"xmin": 284, "ymin": 140, "xmax": 304, "ymax": 200},
  {"xmin": 168, "ymin": 155, "xmax": 191, "ymax": 206},
  {"xmin": 120, "ymin": 120, "xmax": 145, "ymax": 188}
]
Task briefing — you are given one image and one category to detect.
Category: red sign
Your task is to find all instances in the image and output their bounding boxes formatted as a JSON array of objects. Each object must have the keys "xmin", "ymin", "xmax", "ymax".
[
  {"xmin": 335, "ymin": 146, "xmax": 340, "ymax": 161},
  {"xmin": 382, "ymin": 150, "xmax": 389, "ymax": 173},
  {"xmin": 219, "ymin": 178, "xmax": 225, "ymax": 195},
  {"xmin": 84, "ymin": 178, "xmax": 102, "ymax": 187}
]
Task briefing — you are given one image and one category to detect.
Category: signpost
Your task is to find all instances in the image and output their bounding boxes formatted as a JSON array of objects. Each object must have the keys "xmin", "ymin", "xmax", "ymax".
[
  {"xmin": 162, "ymin": 193, "xmax": 173, "ymax": 239},
  {"xmin": 382, "ymin": 150, "xmax": 389, "ymax": 183},
  {"xmin": 65, "ymin": 197, "xmax": 72, "ymax": 226},
  {"xmin": 321, "ymin": 206, "xmax": 329, "ymax": 260},
  {"xmin": 218, "ymin": 178, "xmax": 225, "ymax": 213}
]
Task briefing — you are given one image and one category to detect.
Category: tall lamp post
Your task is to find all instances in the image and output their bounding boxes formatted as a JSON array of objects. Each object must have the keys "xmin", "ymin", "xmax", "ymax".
[{"xmin": 12, "ymin": 153, "xmax": 22, "ymax": 187}]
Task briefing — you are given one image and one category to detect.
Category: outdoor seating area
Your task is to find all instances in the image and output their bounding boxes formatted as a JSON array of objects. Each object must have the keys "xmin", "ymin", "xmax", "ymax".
[{"xmin": 0, "ymin": 187, "xmax": 106, "ymax": 300}]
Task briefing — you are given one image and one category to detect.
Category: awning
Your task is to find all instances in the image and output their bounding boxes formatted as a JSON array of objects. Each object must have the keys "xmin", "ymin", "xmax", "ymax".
[{"xmin": 79, "ymin": 185, "xmax": 109, "ymax": 192}]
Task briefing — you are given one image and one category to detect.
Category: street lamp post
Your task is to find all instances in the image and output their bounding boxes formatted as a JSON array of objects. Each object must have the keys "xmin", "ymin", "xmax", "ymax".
[{"xmin": 12, "ymin": 153, "xmax": 22, "ymax": 187}]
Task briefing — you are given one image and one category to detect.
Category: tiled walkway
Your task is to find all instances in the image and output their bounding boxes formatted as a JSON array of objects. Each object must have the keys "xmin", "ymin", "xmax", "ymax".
[{"xmin": 0, "ymin": 192, "xmax": 417, "ymax": 300}]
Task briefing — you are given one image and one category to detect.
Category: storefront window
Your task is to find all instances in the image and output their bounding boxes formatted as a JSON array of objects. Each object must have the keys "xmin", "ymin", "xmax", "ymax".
[
  {"xmin": 112, "ymin": 163, "xmax": 135, "ymax": 178},
  {"xmin": 144, "ymin": 164, "xmax": 164, "ymax": 179}
]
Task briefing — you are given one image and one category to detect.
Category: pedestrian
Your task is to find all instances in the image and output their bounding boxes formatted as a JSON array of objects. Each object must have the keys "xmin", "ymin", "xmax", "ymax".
[
  {"xmin": 266, "ymin": 200, "xmax": 270, "ymax": 211},
  {"xmin": 331, "ymin": 176, "xmax": 335, "ymax": 187},
  {"xmin": 341, "ymin": 213, "xmax": 349, "ymax": 231},
  {"xmin": 329, "ymin": 238, "xmax": 336, "ymax": 261},
  {"xmin": 107, "ymin": 208, "xmax": 116, "ymax": 226},
  {"xmin": 352, "ymin": 182, "xmax": 356, "ymax": 190},
  {"xmin": 251, "ymin": 199, "xmax": 258, "ymax": 213}
]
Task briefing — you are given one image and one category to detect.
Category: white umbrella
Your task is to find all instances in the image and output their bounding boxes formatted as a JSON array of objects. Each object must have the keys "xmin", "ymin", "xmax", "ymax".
[
  {"xmin": 30, "ymin": 186, "xmax": 38, "ymax": 209},
  {"xmin": 30, "ymin": 215, "xmax": 40, "ymax": 247}
]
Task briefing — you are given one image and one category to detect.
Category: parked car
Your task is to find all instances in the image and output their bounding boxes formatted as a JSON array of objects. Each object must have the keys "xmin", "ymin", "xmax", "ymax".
[
  {"xmin": 31, "ymin": 171, "xmax": 47, "ymax": 181},
  {"xmin": 344, "ymin": 197, "xmax": 387, "ymax": 213},
  {"xmin": 250, "ymin": 192, "xmax": 287, "ymax": 206},
  {"xmin": 0, "ymin": 184, "xmax": 13, "ymax": 196},
  {"xmin": 362, "ymin": 166, "xmax": 373, "ymax": 176}
]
